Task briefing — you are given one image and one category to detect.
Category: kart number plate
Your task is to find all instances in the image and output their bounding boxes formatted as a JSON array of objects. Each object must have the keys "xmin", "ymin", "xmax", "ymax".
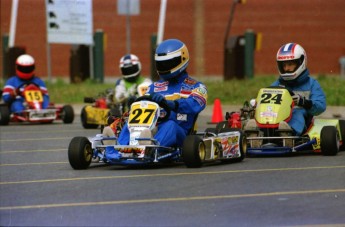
[
  {"xmin": 24, "ymin": 90, "xmax": 43, "ymax": 102},
  {"xmin": 128, "ymin": 101, "xmax": 159, "ymax": 127}
]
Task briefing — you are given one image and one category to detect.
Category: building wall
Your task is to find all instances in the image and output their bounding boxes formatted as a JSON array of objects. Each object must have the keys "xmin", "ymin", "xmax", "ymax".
[{"xmin": 1, "ymin": 0, "xmax": 345, "ymax": 79}]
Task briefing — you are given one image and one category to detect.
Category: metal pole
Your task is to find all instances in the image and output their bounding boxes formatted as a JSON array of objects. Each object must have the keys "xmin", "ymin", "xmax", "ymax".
[
  {"xmin": 223, "ymin": 0, "xmax": 238, "ymax": 80},
  {"xmin": 89, "ymin": 45, "xmax": 94, "ymax": 81},
  {"xmin": 46, "ymin": 42, "xmax": 52, "ymax": 82},
  {"xmin": 9, "ymin": 0, "xmax": 19, "ymax": 47},
  {"xmin": 223, "ymin": 0, "xmax": 238, "ymax": 46},
  {"xmin": 126, "ymin": 0, "xmax": 131, "ymax": 54},
  {"xmin": 157, "ymin": 0, "xmax": 167, "ymax": 45},
  {"xmin": 244, "ymin": 29, "xmax": 255, "ymax": 79}
]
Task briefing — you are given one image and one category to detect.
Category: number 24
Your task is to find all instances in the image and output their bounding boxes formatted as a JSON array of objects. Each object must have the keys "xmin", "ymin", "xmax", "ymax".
[{"xmin": 260, "ymin": 93, "xmax": 282, "ymax": 104}]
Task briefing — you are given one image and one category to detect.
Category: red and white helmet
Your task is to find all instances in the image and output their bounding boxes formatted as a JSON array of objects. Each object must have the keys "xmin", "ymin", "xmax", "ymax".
[
  {"xmin": 119, "ymin": 54, "xmax": 141, "ymax": 81},
  {"xmin": 16, "ymin": 54, "xmax": 35, "ymax": 80},
  {"xmin": 276, "ymin": 43, "xmax": 307, "ymax": 81}
]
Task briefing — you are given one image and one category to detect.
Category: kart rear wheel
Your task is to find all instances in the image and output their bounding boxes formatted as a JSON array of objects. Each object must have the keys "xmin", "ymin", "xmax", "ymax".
[
  {"xmin": 81, "ymin": 107, "xmax": 99, "ymax": 129},
  {"xmin": 62, "ymin": 105, "xmax": 74, "ymax": 124},
  {"xmin": 68, "ymin": 137, "xmax": 92, "ymax": 169},
  {"xmin": 183, "ymin": 135, "xmax": 205, "ymax": 168},
  {"xmin": 219, "ymin": 128, "xmax": 246, "ymax": 162},
  {"xmin": 320, "ymin": 126, "xmax": 339, "ymax": 156},
  {"xmin": 0, "ymin": 105, "xmax": 10, "ymax": 125},
  {"xmin": 339, "ymin": 120, "xmax": 345, "ymax": 151}
]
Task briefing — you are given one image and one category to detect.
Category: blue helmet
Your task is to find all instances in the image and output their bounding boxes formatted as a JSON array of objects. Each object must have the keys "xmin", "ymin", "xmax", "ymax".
[{"xmin": 155, "ymin": 39, "xmax": 189, "ymax": 80}]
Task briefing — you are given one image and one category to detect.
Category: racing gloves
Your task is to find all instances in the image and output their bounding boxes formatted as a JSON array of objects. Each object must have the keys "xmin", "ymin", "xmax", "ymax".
[
  {"xmin": 150, "ymin": 93, "xmax": 179, "ymax": 112},
  {"xmin": 150, "ymin": 93, "xmax": 165, "ymax": 103},
  {"xmin": 292, "ymin": 94, "xmax": 312, "ymax": 110}
]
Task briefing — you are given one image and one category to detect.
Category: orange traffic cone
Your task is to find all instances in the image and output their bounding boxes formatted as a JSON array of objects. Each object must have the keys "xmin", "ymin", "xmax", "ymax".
[{"xmin": 210, "ymin": 98, "xmax": 224, "ymax": 123}]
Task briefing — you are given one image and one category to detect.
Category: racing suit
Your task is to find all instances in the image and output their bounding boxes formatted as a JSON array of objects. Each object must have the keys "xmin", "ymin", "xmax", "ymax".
[
  {"xmin": 114, "ymin": 77, "xmax": 152, "ymax": 104},
  {"xmin": 2, "ymin": 76, "xmax": 50, "ymax": 113},
  {"xmin": 117, "ymin": 72, "xmax": 207, "ymax": 147},
  {"xmin": 271, "ymin": 69, "xmax": 326, "ymax": 135}
]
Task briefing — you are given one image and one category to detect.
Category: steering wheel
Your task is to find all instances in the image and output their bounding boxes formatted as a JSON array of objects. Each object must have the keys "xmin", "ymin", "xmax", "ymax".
[
  {"xmin": 17, "ymin": 82, "xmax": 41, "ymax": 97},
  {"xmin": 135, "ymin": 95, "xmax": 171, "ymax": 121}
]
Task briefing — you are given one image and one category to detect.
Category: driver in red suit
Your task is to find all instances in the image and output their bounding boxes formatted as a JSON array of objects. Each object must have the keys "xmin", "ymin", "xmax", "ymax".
[{"xmin": 2, "ymin": 54, "xmax": 50, "ymax": 113}]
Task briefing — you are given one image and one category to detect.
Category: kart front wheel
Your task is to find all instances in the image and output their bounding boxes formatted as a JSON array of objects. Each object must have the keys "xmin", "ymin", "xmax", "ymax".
[
  {"xmin": 68, "ymin": 137, "xmax": 92, "ymax": 169},
  {"xmin": 320, "ymin": 126, "xmax": 339, "ymax": 156},
  {"xmin": 0, "ymin": 105, "xmax": 10, "ymax": 125},
  {"xmin": 182, "ymin": 135, "xmax": 205, "ymax": 168},
  {"xmin": 62, "ymin": 105, "xmax": 74, "ymax": 124}
]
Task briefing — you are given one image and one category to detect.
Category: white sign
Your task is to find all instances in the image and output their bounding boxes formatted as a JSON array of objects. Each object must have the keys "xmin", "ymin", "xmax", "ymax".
[
  {"xmin": 46, "ymin": 0, "xmax": 93, "ymax": 44},
  {"xmin": 117, "ymin": 0, "xmax": 140, "ymax": 15}
]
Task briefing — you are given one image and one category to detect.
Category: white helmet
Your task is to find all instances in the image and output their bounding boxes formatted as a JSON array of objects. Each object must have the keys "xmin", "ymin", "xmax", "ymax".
[
  {"xmin": 119, "ymin": 54, "xmax": 141, "ymax": 81},
  {"xmin": 276, "ymin": 43, "xmax": 307, "ymax": 81},
  {"xmin": 16, "ymin": 54, "xmax": 35, "ymax": 80}
]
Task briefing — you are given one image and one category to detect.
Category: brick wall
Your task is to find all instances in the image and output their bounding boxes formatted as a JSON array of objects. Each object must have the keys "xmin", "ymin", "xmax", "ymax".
[{"xmin": 1, "ymin": 0, "xmax": 345, "ymax": 79}]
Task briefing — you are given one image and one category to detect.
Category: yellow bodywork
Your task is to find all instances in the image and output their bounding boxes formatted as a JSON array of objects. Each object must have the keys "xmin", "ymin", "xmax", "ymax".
[
  {"xmin": 84, "ymin": 106, "xmax": 109, "ymax": 125},
  {"xmin": 307, "ymin": 119, "xmax": 341, "ymax": 150},
  {"xmin": 255, "ymin": 88, "xmax": 293, "ymax": 125}
]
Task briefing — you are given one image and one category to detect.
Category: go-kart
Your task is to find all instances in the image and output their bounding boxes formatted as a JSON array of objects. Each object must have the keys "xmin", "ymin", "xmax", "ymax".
[
  {"xmin": 223, "ymin": 87, "xmax": 345, "ymax": 156},
  {"xmin": 81, "ymin": 81, "xmax": 151, "ymax": 129},
  {"xmin": 0, "ymin": 83, "xmax": 74, "ymax": 125},
  {"xmin": 68, "ymin": 96, "xmax": 246, "ymax": 169},
  {"xmin": 80, "ymin": 88, "xmax": 123, "ymax": 129}
]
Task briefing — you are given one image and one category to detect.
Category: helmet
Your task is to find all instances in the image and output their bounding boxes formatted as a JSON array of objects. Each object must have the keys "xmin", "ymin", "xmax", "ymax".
[
  {"xmin": 276, "ymin": 43, "xmax": 307, "ymax": 81},
  {"xmin": 155, "ymin": 39, "xmax": 189, "ymax": 80},
  {"xmin": 16, "ymin": 54, "xmax": 35, "ymax": 80},
  {"xmin": 119, "ymin": 54, "xmax": 141, "ymax": 81}
]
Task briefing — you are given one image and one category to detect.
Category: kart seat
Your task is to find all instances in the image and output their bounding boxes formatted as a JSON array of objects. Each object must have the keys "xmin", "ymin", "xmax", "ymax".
[
  {"xmin": 188, "ymin": 114, "xmax": 199, "ymax": 135},
  {"xmin": 303, "ymin": 115, "xmax": 314, "ymax": 134}
]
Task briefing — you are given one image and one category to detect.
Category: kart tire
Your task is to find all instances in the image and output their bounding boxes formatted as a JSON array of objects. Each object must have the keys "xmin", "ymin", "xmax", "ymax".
[
  {"xmin": 320, "ymin": 126, "xmax": 339, "ymax": 156},
  {"xmin": 0, "ymin": 105, "xmax": 10, "ymax": 125},
  {"xmin": 62, "ymin": 105, "xmax": 74, "ymax": 124},
  {"xmin": 81, "ymin": 107, "xmax": 99, "ymax": 129},
  {"xmin": 182, "ymin": 135, "xmax": 205, "ymax": 168},
  {"xmin": 339, "ymin": 120, "xmax": 345, "ymax": 151},
  {"xmin": 219, "ymin": 128, "xmax": 246, "ymax": 162},
  {"xmin": 68, "ymin": 137, "xmax": 92, "ymax": 169}
]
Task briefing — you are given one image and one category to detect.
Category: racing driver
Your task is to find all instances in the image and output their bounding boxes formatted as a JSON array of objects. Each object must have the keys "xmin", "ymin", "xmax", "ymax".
[
  {"xmin": 245, "ymin": 43, "xmax": 326, "ymax": 142},
  {"xmin": 2, "ymin": 54, "xmax": 50, "ymax": 113},
  {"xmin": 106, "ymin": 39, "xmax": 207, "ymax": 159}
]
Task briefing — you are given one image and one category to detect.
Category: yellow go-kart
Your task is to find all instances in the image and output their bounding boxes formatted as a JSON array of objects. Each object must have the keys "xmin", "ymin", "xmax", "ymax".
[{"xmin": 241, "ymin": 87, "xmax": 345, "ymax": 156}]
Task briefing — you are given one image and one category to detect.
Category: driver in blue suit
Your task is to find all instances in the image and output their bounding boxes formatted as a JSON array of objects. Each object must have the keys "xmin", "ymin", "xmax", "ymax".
[
  {"xmin": 271, "ymin": 43, "xmax": 326, "ymax": 136},
  {"xmin": 106, "ymin": 39, "xmax": 207, "ymax": 159}
]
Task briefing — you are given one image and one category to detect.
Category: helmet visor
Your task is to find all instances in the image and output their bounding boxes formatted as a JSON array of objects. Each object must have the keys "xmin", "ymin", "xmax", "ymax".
[
  {"xmin": 121, "ymin": 64, "xmax": 139, "ymax": 76},
  {"xmin": 17, "ymin": 65, "xmax": 35, "ymax": 74},
  {"xmin": 277, "ymin": 59, "xmax": 300, "ymax": 74},
  {"xmin": 156, "ymin": 56, "xmax": 182, "ymax": 74}
]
